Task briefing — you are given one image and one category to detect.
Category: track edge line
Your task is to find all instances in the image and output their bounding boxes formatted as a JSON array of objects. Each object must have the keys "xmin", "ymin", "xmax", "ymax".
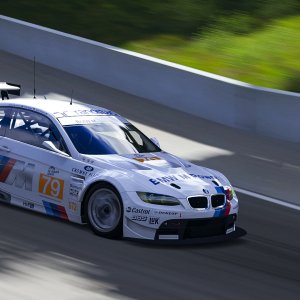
[{"xmin": 234, "ymin": 187, "xmax": 300, "ymax": 211}]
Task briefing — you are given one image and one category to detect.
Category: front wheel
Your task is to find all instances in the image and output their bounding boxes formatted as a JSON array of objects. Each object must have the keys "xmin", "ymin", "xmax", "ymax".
[{"xmin": 84, "ymin": 183, "xmax": 123, "ymax": 239}]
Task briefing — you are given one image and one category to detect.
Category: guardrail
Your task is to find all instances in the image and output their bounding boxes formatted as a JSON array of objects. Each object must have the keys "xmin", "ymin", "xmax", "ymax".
[{"xmin": 0, "ymin": 15, "xmax": 300, "ymax": 143}]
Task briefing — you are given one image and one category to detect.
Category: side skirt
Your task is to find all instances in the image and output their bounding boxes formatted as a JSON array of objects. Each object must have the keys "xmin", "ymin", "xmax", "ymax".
[{"xmin": 0, "ymin": 189, "xmax": 83, "ymax": 224}]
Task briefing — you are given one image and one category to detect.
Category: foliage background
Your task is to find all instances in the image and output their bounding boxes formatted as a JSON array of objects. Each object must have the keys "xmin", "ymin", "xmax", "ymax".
[{"xmin": 1, "ymin": 0, "xmax": 300, "ymax": 91}]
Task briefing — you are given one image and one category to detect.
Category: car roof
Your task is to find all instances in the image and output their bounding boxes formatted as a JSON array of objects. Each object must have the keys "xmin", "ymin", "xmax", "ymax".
[{"xmin": 0, "ymin": 97, "xmax": 119, "ymax": 119}]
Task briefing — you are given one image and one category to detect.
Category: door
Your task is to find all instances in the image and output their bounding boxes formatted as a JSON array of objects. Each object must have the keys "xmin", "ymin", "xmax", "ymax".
[{"xmin": 0, "ymin": 106, "xmax": 77, "ymax": 220}]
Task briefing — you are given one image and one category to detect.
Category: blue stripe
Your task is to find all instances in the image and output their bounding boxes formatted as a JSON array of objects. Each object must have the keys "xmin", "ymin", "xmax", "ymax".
[
  {"xmin": 43, "ymin": 201, "xmax": 55, "ymax": 217},
  {"xmin": 213, "ymin": 186, "xmax": 226, "ymax": 217},
  {"xmin": 215, "ymin": 186, "xmax": 225, "ymax": 194},
  {"xmin": 0, "ymin": 155, "xmax": 10, "ymax": 174},
  {"xmin": 213, "ymin": 208, "xmax": 224, "ymax": 218}
]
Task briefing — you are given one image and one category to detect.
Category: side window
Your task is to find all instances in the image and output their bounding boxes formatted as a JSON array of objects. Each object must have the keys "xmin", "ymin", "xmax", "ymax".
[
  {"xmin": 0, "ymin": 107, "xmax": 12, "ymax": 136},
  {"xmin": 6, "ymin": 108, "xmax": 68, "ymax": 153},
  {"xmin": 129, "ymin": 131, "xmax": 143, "ymax": 146}
]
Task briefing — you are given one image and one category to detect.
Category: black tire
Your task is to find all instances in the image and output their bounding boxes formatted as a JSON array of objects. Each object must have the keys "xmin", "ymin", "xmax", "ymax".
[{"xmin": 84, "ymin": 183, "xmax": 123, "ymax": 239}]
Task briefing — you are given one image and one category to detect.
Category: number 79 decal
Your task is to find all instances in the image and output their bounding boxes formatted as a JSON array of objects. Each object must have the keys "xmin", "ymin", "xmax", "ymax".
[{"xmin": 39, "ymin": 174, "xmax": 64, "ymax": 200}]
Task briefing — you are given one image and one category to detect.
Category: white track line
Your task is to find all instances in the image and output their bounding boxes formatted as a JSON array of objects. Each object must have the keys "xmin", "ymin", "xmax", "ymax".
[{"xmin": 234, "ymin": 187, "xmax": 300, "ymax": 211}]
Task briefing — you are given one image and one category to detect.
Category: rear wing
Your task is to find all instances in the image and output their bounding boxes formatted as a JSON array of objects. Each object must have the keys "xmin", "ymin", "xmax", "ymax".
[{"xmin": 0, "ymin": 82, "xmax": 21, "ymax": 100}]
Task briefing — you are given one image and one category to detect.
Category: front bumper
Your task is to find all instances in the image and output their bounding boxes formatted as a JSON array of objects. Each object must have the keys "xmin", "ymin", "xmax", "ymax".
[
  {"xmin": 122, "ymin": 191, "xmax": 239, "ymax": 241},
  {"xmin": 124, "ymin": 214, "xmax": 244, "ymax": 244}
]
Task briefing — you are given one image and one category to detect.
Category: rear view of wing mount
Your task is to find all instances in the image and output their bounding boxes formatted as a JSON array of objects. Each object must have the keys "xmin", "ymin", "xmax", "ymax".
[{"xmin": 0, "ymin": 82, "xmax": 21, "ymax": 100}]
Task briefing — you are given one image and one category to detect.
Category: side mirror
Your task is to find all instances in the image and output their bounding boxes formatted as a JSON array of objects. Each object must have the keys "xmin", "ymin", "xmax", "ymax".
[
  {"xmin": 42, "ymin": 141, "xmax": 69, "ymax": 157},
  {"xmin": 150, "ymin": 137, "xmax": 160, "ymax": 148}
]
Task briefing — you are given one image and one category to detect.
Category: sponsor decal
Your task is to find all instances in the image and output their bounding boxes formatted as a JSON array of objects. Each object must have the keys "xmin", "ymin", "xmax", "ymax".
[
  {"xmin": 149, "ymin": 217, "xmax": 159, "ymax": 225},
  {"xmin": 72, "ymin": 168, "xmax": 97, "ymax": 178},
  {"xmin": 39, "ymin": 174, "xmax": 64, "ymax": 200},
  {"xmin": 132, "ymin": 215, "xmax": 147, "ymax": 222},
  {"xmin": 68, "ymin": 201, "xmax": 77, "ymax": 212},
  {"xmin": 126, "ymin": 207, "xmax": 150, "ymax": 214},
  {"xmin": 82, "ymin": 157, "xmax": 95, "ymax": 164},
  {"xmin": 69, "ymin": 184, "xmax": 80, "ymax": 198},
  {"xmin": 74, "ymin": 119, "xmax": 99, "ymax": 125},
  {"xmin": 149, "ymin": 174, "xmax": 191, "ymax": 185},
  {"xmin": 226, "ymin": 225, "xmax": 235, "ymax": 234},
  {"xmin": 87, "ymin": 172, "xmax": 98, "ymax": 178},
  {"xmin": 84, "ymin": 166, "xmax": 94, "ymax": 172},
  {"xmin": 133, "ymin": 156, "xmax": 161, "ymax": 163},
  {"xmin": 190, "ymin": 174, "xmax": 218, "ymax": 180},
  {"xmin": 54, "ymin": 109, "xmax": 116, "ymax": 118},
  {"xmin": 75, "ymin": 109, "xmax": 115, "ymax": 116},
  {"xmin": 154, "ymin": 211, "xmax": 179, "ymax": 216},
  {"xmin": 72, "ymin": 168, "xmax": 88, "ymax": 176},
  {"xmin": 23, "ymin": 201, "xmax": 34, "ymax": 209},
  {"xmin": 47, "ymin": 166, "xmax": 59, "ymax": 176},
  {"xmin": 203, "ymin": 189, "xmax": 210, "ymax": 194},
  {"xmin": 149, "ymin": 173, "xmax": 219, "ymax": 185},
  {"xmin": 43, "ymin": 200, "xmax": 68, "ymax": 220},
  {"xmin": 0, "ymin": 155, "xmax": 34, "ymax": 191}
]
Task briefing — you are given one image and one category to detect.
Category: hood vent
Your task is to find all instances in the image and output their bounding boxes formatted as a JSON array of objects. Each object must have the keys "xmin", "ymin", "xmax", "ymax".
[
  {"xmin": 170, "ymin": 183, "xmax": 181, "ymax": 189},
  {"xmin": 212, "ymin": 180, "xmax": 220, "ymax": 186}
]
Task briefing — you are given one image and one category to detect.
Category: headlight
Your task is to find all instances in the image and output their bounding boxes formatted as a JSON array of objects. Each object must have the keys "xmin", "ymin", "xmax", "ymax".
[{"xmin": 137, "ymin": 192, "xmax": 180, "ymax": 206}]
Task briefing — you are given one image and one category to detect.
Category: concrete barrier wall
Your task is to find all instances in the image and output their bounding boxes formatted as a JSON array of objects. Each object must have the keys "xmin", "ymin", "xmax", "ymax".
[{"xmin": 1, "ymin": 15, "xmax": 300, "ymax": 143}]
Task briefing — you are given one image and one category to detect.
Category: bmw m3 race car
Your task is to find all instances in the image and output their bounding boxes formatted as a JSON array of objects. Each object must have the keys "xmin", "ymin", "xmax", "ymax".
[{"xmin": 0, "ymin": 83, "xmax": 239, "ymax": 242}]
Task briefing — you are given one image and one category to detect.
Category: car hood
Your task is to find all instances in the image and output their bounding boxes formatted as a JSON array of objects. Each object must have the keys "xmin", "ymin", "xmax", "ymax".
[{"xmin": 86, "ymin": 152, "xmax": 228, "ymax": 197}]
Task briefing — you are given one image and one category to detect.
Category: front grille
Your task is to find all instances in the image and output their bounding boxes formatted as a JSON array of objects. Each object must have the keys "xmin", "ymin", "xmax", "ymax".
[
  {"xmin": 188, "ymin": 196, "xmax": 208, "ymax": 208},
  {"xmin": 211, "ymin": 194, "xmax": 226, "ymax": 208}
]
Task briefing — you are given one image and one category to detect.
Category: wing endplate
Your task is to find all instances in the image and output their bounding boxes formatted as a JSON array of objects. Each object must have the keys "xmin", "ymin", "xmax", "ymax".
[{"xmin": 0, "ymin": 82, "xmax": 21, "ymax": 100}]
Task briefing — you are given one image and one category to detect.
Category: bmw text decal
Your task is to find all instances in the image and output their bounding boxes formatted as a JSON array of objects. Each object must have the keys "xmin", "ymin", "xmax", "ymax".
[{"xmin": 0, "ymin": 154, "xmax": 34, "ymax": 191}]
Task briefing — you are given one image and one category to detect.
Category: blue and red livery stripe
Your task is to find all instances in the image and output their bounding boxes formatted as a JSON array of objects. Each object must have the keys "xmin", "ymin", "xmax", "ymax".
[
  {"xmin": 213, "ymin": 201, "xmax": 231, "ymax": 217},
  {"xmin": 0, "ymin": 155, "xmax": 16, "ymax": 182},
  {"xmin": 213, "ymin": 186, "xmax": 231, "ymax": 217},
  {"xmin": 43, "ymin": 201, "xmax": 69, "ymax": 220}
]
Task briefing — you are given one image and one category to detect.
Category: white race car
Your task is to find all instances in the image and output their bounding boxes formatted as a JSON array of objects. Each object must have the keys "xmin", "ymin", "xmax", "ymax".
[{"xmin": 0, "ymin": 83, "xmax": 239, "ymax": 242}]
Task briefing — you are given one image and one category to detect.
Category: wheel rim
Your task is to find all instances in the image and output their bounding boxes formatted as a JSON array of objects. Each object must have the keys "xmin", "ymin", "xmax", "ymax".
[{"xmin": 87, "ymin": 188, "xmax": 121, "ymax": 233}]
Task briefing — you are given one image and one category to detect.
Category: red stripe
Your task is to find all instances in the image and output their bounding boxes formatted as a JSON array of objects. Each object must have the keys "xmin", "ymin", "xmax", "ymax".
[
  {"xmin": 58, "ymin": 206, "xmax": 69, "ymax": 220},
  {"xmin": 224, "ymin": 200, "xmax": 231, "ymax": 216},
  {"xmin": 0, "ymin": 159, "xmax": 16, "ymax": 182}
]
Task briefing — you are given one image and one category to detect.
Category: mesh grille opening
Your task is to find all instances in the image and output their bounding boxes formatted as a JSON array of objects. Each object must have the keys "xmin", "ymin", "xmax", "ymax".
[
  {"xmin": 211, "ymin": 194, "xmax": 226, "ymax": 208},
  {"xmin": 184, "ymin": 218, "xmax": 226, "ymax": 238},
  {"xmin": 188, "ymin": 196, "xmax": 208, "ymax": 208}
]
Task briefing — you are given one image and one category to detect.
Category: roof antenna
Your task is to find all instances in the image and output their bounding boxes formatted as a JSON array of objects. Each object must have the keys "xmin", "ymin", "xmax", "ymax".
[
  {"xmin": 33, "ymin": 56, "xmax": 36, "ymax": 99},
  {"xmin": 70, "ymin": 89, "xmax": 73, "ymax": 105}
]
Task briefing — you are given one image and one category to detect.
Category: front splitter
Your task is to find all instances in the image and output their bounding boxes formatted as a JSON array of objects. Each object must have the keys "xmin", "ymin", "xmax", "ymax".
[{"xmin": 124, "ymin": 226, "xmax": 247, "ymax": 246}]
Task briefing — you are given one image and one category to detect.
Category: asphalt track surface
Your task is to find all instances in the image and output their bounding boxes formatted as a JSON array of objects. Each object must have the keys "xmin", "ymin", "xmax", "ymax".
[
  {"xmin": 0, "ymin": 193, "xmax": 299, "ymax": 300},
  {"xmin": 0, "ymin": 51, "xmax": 299, "ymax": 299}
]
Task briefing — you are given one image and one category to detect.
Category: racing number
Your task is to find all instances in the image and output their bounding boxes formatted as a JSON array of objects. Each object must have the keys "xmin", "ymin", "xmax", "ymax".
[{"xmin": 39, "ymin": 174, "xmax": 64, "ymax": 200}]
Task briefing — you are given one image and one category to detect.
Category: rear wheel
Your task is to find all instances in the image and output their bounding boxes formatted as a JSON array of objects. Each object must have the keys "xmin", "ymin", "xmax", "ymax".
[{"xmin": 84, "ymin": 183, "xmax": 123, "ymax": 238}]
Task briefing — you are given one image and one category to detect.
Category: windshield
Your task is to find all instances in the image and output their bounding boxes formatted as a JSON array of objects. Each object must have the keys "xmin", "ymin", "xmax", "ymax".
[{"xmin": 63, "ymin": 119, "xmax": 160, "ymax": 155}]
